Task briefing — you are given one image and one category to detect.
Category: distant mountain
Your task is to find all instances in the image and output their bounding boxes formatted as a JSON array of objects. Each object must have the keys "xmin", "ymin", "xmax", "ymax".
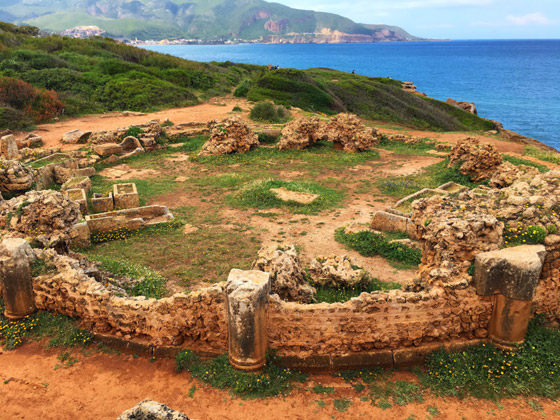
[{"xmin": 0, "ymin": 0, "xmax": 425, "ymax": 43}]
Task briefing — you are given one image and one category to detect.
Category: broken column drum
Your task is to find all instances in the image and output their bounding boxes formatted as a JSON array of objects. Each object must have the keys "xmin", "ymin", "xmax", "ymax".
[
  {"xmin": 474, "ymin": 245, "xmax": 546, "ymax": 348},
  {"xmin": 226, "ymin": 269, "xmax": 271, "ymax": 371},
  {"xmin": 0, "ymin": 239, "xmax": 36, "ymax": 320}
]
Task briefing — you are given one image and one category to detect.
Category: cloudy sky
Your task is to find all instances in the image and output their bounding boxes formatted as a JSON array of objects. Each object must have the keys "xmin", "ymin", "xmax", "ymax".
[{"xmin": 272, "ymin": 0, "xmax": 560, "ymax": 39}]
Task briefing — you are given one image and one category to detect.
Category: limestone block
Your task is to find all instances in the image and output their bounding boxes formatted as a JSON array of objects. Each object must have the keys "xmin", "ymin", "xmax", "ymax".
[
  {"xmin": 113, "ymin": 183, "xmax": 140, "ymax": 209},
  {"xmin": 62, "ymin": 176, "xmax": 91, "ymax": 194},
  {"xmin": 0, "ymin": 135, "xmax": 20, "ymax": 159},
  {"xmin": 370, "ymin": 210, "xmax": 409, "ymax": 233},
  {"xmin": 474, "ymin": 245, "xmax": 546, "ymax": 300},
  {"xmin": 92, "ymin": 192, "xmax": 114, "ymax": 213},
  {"xmin": 93, "ymin": 143, "xmax": 123, "ymax": 157},
  {"xmin": 69, "ymin": 222, "xmax": 91, "ymax": 249},
  {"xmin": 62, "ymin": 129, "xmax": 91, "ymax": 144},
  {"xmin": 0, "ymin": 238, "xmax": 35, "ymax": 320},
  {"xmin": 65, "ymin": 188, "xmax": 88, "ymax": 215},
  {"xmin": 226, "ymin": 269, "xmax": 271, "ymax": 370},
  {"xmin": 119, "ymin": 136, "xmax": 143, "ymax": 152}
]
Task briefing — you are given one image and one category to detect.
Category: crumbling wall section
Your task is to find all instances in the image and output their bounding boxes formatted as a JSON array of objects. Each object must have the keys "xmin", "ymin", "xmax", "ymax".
[
  {"xmin": 268, "ymin": 287, "xmax": 493, "ymax": 357},
  {"xmin": 32, "ymin": 252, "xmax": 227, "ymax": 352},
  {"xmin": 533, "ymin": 235, "xmax": 560, "ymax": 322}
]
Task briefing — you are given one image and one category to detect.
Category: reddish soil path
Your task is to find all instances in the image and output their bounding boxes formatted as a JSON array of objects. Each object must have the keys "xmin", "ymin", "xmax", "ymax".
[{"xmin": 1, "ymin": 342, "xmax": 558, "ymax": 420}]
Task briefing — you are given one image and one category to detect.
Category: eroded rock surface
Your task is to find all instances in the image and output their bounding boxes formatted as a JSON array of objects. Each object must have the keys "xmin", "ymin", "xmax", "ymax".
[
  {"xmin": 199, "ymin": 117, "xmax": 259, "ymax": 156},
  {"xmin": 277, "ymin": 117, "xmax": 325, "ymax": 151},
  {"xmin": 0, "ymin": 158, "xmax": 36, "ymax": 194},
  {"xmin": 117, "ymin": 400, "xmax": 190, "ymax": 420},
  {"xmin": 0, "ymin": 190, "xmax": 81, "ymax": 248},
  {"xmin": 326, "ymin": 113, "xmax": 379, "ymax": 152},
  {"xmin": 308, "ymin": 255, "xmax": 368, "ymax": 288},
  {"xmin": 252, "ymin": 245, "xmax": 316, "ymax": 303},
  {"xmin": 448, "ymin": 138, "xmax": 502, "ymax": 182}
]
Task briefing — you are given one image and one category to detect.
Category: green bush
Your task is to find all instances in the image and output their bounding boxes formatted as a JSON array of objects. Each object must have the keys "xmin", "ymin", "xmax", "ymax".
[
  {"xmin": 249, "ymin": 101, "xmax": 289, "ymax": 123},
  {"xmin": 234, "ymin": 79, "xmax": 251, "ymax": 97},
  {"xmin": 504, "ymin": 224, "xmax": 548, "ymax": 247},
  {"xmin": 0, "ymin": 106, "xmax": 32, "ymax": 129}
]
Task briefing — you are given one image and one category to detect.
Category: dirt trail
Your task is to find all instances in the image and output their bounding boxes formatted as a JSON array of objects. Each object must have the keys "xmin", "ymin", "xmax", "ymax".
[
  {"xmin": 1, "ymin": 342, "xmax": 557, "ymax": 420},
  {"xmin": 13, "ymin": 97, "xmax": 252, "ymax": 151}
]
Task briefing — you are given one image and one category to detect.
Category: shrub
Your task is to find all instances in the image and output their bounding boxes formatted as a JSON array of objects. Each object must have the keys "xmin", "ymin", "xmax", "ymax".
[
  {"xmin": 0, "ymin": 106, "xmax": 32, "ymax": 129},
  {"xmin": 504, "ymin": 224, "xmax": 548, "ymax": 247},
  {"xmin": 234, "ymin": 79, "xmax": 251, "ymax": 97},
  {"xmin": 249, "ymin": 101, "xmax": 289, "ymax": 123}
]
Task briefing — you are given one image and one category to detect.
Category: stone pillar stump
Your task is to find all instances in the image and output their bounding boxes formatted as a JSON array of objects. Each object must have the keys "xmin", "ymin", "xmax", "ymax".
[
  {"xmin": 0, "ymin": 238, "xmax": 36, "ymax": 320},
  {"xmin": 226, "ymin": 269, "xmax": 271, "ymax": 371},
  {"xmin": 474, "ymin": 244, "xmax": 546, "ymax": 348}
]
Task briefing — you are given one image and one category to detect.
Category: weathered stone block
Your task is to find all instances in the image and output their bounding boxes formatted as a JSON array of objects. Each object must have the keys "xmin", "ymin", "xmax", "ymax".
[
  {"xmin": 93, "ymin": 143, "xmax": 123, "ymax": 157},
  {"xmin": 370, "ymin": 210, "xmax": 409, "ymax": 233},
  {"xmin": 226, "ymin": 269, "xmax": 271, "ymax": 371},
  {"xmin": 474, "ymin": 245, "xmax": 546, "ymax": 300},
  {"xmin": 92, "ymin": 192, "xmax": 114, "ymax": 213},
  {"xmin": 113, "ymin": 183, "xmax": 140, "ymax": 209},
  {"xmin": 69, "ymin": 222, "xmax": 91, "ymax": 249},
  {"xmin": 62, "ymin": 176, "xmax": 91, "ymax": 194},
  {"xmin": 64, "ymin": 188, "xmax": 88, "ymax": 214},
  {"xmin": 0, "ymin": 135, "xmax": 20, "ymax": 160},
  {"xmin": 0, "ymin": 238, "xmax": 35, "ymax": 320},
  {"xmin": 62, "ymin": 129, "xmax": 91, "ymax": 144}
]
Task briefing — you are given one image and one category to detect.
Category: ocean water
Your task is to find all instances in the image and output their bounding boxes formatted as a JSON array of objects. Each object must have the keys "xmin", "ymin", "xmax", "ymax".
[{"xmin": 144, "ymin": 40, "xmax": 560, "ymax": 150}]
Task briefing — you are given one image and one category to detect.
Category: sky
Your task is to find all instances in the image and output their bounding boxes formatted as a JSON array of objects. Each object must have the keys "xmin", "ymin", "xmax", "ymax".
[{"xmin": 272, "ymin": 0, "xmax": 560, "ymax": 39}]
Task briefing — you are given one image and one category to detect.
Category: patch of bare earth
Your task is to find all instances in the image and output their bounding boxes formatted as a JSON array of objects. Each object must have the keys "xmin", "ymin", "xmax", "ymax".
[
  {"xmin": 99, "ymin": 164, "xmax": 160, "ymax": 180},
  {"xmin": 0, "ymin": 342, "xmax": 557, "ymax": 420}
]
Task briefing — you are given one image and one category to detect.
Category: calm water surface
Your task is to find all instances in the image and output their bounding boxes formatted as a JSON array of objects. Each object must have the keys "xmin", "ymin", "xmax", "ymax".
[{"xmin": 145, "ymin": 40, "xmax": 560, "ymax": 150}]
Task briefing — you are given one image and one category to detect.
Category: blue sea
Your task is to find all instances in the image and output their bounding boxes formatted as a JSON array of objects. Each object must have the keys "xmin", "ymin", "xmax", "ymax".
[{"xmin": 144, "ymin": 40, "xmax": 560, "ymax": 150}]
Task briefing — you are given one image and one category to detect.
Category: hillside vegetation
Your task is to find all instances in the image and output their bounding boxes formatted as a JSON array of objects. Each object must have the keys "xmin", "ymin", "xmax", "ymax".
[
  {"xmin": 0, "ymin": 22, "xmax": 494, "ymax": 132},
  {"xmin": 1, "ymin": 0, "xmax": 421, "ymax": 42}
]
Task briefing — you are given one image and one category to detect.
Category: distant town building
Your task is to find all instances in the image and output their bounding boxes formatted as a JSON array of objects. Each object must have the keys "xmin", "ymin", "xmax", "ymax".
[{"xmin": 61, "ymin": 26, "xmax": 105, "ymax": 38}]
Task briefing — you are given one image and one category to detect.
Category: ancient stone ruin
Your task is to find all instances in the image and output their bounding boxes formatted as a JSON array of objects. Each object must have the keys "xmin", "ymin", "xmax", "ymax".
[
  {"xmin": 199, "ymin": 117, "xmax": 259, "ymax": 156},
  {"xmin": 277, "ymin": 116, "xmax": 325, "ymax": 151},
  {"xmin": 326, "ymin": 113, "xmax": 380, "ymax": 152}
]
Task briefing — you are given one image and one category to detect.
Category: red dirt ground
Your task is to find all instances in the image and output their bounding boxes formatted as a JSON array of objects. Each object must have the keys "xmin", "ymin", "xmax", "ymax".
[{"xmin": 1, "ymin": 342, "xmax": 559, "ymax": 420}]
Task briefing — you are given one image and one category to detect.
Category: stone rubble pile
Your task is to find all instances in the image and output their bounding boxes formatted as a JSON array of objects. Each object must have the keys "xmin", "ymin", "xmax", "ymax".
[
  {"xmin": 308, "ymin": 255, "xmax": 369, "ymax": 288},
  {"xmin": 326, "ymin": 113, "xmax": 379, "ymax": 152},
  {"xmin": 199, "ymin": 117, "xmax": 259, "ymax": 156},
  {"xmin": 0, "ymin": 190, "xmax": 81, "ymax": 247},
  {"xmin": 277, "ymin": 116, "xmax": 326, "ymax": 151},
  {"xmin": 252, "ymin": 245, "xmax": 316, "ymax": 303},
  {"xmin": 0, "ymin": 158, "xmax": 36, "ymax": 194},
  {"xmin": 447, "ymin": 137, "xmax": 502, "ymax": 182}
]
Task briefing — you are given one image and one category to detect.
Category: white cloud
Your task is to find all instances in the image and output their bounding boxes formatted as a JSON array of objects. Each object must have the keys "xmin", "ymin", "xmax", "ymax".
[{"xmin": 507, "ymin": 12, "xmax": 550, "ymax": 25}]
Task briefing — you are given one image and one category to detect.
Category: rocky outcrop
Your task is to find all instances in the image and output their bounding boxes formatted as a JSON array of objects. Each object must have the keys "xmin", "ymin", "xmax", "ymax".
[
  {"xmin": 0, "ymin": 158, "xmax": 36, "ymax": 195},
  {"xmin": 446, "ymin": 98, "xmax": 477, "ymax": 115},
  {"xmin": 199, "ymin": 117, "xmax": 259, "ymax": 157},
  {"xmin": 0, "ymin": 190, "xmax": 81, "ymax": 248},
  {"xmin": 402, "ymin": 82, "xmax": 426, "ymax": 96},
  {"xmin": 326, "ymin": 113, "xmax": 379, "ymax": 152},
  {"xmin": 277, "ymin": 117, "xmax": 325, "ymax": 151},
  {"xmin": 488, "ymin": 161, "xmax": 539, "ymax": 189},
  {"xmin": 117, "ymin": 400, "xmax": 190, "ymax": 420},
  {"xmin": 252, "ymin": 245, "xmax": 316, "ymax": 303},
  {"xmin": 308, "ymin": 255, "xmax": 369, "ymax": 288},
  {"xmin": 448, "ymin": 138, "xmax": 502, "ymax": 182}
]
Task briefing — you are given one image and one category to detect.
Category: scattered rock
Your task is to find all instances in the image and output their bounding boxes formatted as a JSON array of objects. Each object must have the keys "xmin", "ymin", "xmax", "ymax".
[
  {"xmin": 270, "ymin": 187, "xmax": 318, "ymax": 204},
  {"xmin": 199, "ymin": 117, "xmax": 259, "ymax": 156},
  {"xmin": 252, "ymin": 245, "xmax": 316, "ymax": 303},
  {"xmin": 116, "ymin": 399, "xmax": 190, "ymax": 420},
  {"xmin": 61, "ymin": 129, "xmax": 91, "ymax": 145},
  {"xmin": 308, "ymin": 255, "xmax": 369, "ymax": 288},
  {"xmin": 0, "ymin": 158, "xmax": 36, "ymax": 194},
  {"xmin": 446, "ymin": 98, "xmax": 477, "ymax": 115},
  {"xmin": 0, "ymin": 135, "xmax": 20, "ymax": 160}
]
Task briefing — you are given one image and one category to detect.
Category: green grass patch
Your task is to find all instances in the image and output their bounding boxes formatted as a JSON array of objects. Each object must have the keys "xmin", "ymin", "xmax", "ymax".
[
  {"xmin": 420, "ymin": 317, "xmax": 560, "ymax": 399},
  {"xmin": 333, "ymin": 398, "xmax": 353, "ymax": 412},
  {"xmin": 376, "ymin": 136, "xmax": 438, "ymax": 156},
  {"xmin": 92, "ymin": 256, "xmax": 167, "ymax": 299},
  {"xmin": 176, "ymin": 350, "xmax": 307, "ymax": 399},
  {"xmin": 502, "ymin": 155, "xmax": 549, "ymax": 173},
  {"xmin": 0, "ymin": 300, "xmax": 92, "ymax": 350},
  {"xmin": 192, "ymin": 140, "xmax": 380, "ymax": 173},
  {"xmin": 312, "ymin": 384, "xmax": 335, "ymax": 394},
  {"xmin": 503, "ymin": 224, "xmax": 548, "ymax": 247},
  {"xmin": 377, "ymin": 160, "xmax": 480, "ymax": 199},
  {"xmin": 525, "ymin": 146, "xmax": 560, "ymax": 165},
  {"xmin": 228, "ymin": 179, "xmax": 343, "ymax": 215},
  {"xmin": 313, "ymin": 277, "xmax": 401, "ymax": 304},
  {"xmin": 335, "ymin": 228, "xmax": 421, "ymax": 269}
]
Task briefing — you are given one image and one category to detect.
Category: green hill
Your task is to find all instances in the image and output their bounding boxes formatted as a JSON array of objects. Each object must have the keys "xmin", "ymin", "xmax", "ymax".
[
  {"xmin": 0, "ymin": 22, "xmax": 493, "ymax": 133},
  {"xmin": 0, "ymin": 0, "xmax": 423, "ymax": 42}
]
